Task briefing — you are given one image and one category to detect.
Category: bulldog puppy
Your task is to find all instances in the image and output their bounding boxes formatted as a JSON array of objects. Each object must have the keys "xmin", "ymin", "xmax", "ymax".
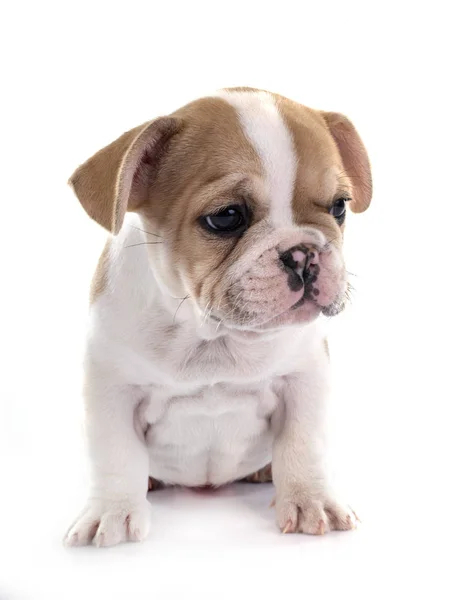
[{"xmin": 64, "ymin": 88, "xmax": 371, "ymax": 547}]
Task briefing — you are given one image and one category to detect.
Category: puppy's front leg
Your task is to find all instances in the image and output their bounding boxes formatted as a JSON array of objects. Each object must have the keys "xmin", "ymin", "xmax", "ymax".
[
  {"xmin": 64, "ymin": 371, "xmax": 151, "ymax": 547},
  {"xmin": 272, "ymin": 369, "xmax": 357, "ymax": 535}
]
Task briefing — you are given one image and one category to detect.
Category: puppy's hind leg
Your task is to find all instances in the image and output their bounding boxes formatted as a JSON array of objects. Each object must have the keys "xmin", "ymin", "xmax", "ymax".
[
  {"xmin": 148, "ymin": 477, "xmax": 164, "ymax": 491},
  {"xmin": 242, "ymin": 463, "xmax": 273, "ymax": 483}
]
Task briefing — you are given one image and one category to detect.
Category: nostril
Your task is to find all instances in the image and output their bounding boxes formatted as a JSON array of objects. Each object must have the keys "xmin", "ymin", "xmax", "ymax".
[
  {"xmin": 280, "ymin": 251, "xmax": 298, "ymax": 272},
  {"xmin": 303, "ymin": 249, "xmax": 320, "ymax": 283},
  {"xmin": 306, "ymin": 249, "xmax": 319, "ymax": 265},
  {"xmin": 280, "ymin": 246, "xmax": 309, "ymax": 272},
  {"xmin": 279, "ymin": 249, "xmax": 306, "ymax": 292}
]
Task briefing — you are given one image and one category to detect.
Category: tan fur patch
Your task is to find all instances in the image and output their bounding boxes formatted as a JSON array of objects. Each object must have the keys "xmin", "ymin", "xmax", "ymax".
[
  {"xmin": 90, "ymin": 239, "xmax": 111, "ymax": 303},
  {"xmin": 70, "ymin": 118, "xmax": 181, "ymax": 234},
  {"xmin": 322, "ymin": 111, "xmax": 372, "ymax": 213},
  {"xmin": 242, "ymin": 463, "xmax": 273, "ymax": 483},
  {"xmin": 147, "ymin": 476, "xmax": 163, "ymax": 492},
  {"xmin": 273, "ymin": 94, "xmax": 346, "ymax": 248},
  {"xmin": 140, "ymin": 97, "xmax": 263, "ymax": 300}
]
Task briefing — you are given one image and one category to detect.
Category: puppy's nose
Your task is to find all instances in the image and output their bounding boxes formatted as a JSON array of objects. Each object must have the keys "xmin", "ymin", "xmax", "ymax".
[{"xmin": 280, "ymin": 246, "xmax": 318, "ymax": 279}]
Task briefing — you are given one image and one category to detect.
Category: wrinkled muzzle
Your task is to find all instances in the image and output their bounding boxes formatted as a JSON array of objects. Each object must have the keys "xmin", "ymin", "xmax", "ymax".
[{"xmin": 213, "ymin": 239, "xmax": 347, "ymax": 330}]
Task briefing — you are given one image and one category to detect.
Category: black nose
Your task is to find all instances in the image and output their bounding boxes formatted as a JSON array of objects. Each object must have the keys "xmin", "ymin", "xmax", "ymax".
[{"xmin": 280, "ymin": 246, "xmax": 319, "ymax": 291}]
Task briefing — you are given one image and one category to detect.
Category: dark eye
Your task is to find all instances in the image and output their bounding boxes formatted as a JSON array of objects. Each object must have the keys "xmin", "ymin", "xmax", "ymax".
[
  {"xmin": 201, "ymin": 205, "xmax": 248, "ymax": 236},
  {"xmin": 330, "ymin": 198, "xmax": 349, "ymax": 224}
]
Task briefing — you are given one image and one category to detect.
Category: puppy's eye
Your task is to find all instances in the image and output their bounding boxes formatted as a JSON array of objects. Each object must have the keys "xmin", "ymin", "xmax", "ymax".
[
  {"xmin": 330, "ymin": 198, "xmax": 350, "ymax": 224},
  {"xmin": 201, "ymin": 205, "xmax": 247, "ymax": 236}
]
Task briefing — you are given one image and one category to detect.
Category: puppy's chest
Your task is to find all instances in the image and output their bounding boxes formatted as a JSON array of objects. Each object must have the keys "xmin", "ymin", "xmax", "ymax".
[
  {"xmin": 140, "ymin": 321, "xmax": 298, "ymax": 386},
  {"xmin": 141, "ymin": 382, "xmax": 279, "ymax": 486}
]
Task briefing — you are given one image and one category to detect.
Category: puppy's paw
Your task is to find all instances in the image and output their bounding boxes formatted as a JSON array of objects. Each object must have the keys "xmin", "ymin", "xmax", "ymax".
[
  {"xmin": 64, "ymin": 498, "xmax": 151, "ymax": 547},
  {"xmin": 275, "ymin": 488, "xmax": 358, "ymax": 535}
]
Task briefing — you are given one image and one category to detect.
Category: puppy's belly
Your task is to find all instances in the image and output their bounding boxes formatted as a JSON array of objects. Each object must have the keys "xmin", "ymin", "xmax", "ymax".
[{"xmin": 144, "ymin": 386, "xmax": 276, "ymax": 487}]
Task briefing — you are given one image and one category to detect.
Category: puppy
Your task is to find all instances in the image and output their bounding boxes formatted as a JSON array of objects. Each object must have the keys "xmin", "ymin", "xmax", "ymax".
[{"xmin": 64, "ymin": 88, "xmax": 371, "ymax": 547}]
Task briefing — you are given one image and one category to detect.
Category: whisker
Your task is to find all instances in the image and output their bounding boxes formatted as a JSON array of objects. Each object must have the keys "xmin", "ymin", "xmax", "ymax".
[
  {"xmin": 130, "ymin": 225, "xmax": 163, "ymax": 239},
  {"xmin": 230, "ymin": 289, "xmax": 245, "ymax": 316},
  {"xmin": 210, "ymin": 301, "xmax": 224, "ymax": 330},
  {"xmin": 201, "ymin": 301, "xmax": 212, "ymax": 327},
  {"xmin": 173, "ymin": 295, "xmax": 189, "ymax": 324},
  {"xmin": 124, "ymin": 242, "xmax": 163, "ymax": 249},
  {"xmin": 323, "ymin": 236, "xmax": 339, "ymax": 251}
]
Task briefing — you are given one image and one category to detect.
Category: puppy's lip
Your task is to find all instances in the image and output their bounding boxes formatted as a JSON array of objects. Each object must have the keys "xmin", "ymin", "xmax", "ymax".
[
  {"xmin": 213, "ymin": 298, "xmax": 323, "ymax": 332},
  {"xmin": 321, "ymin": 299, "xmax": 346, "ymax": 317},
  {"xmin": 253, "ymin": 303, "xmax": 322, "ymax": 331},
  {"xmin": 203, "ymin": 293, "xmax": 343, "ymax": 330}
]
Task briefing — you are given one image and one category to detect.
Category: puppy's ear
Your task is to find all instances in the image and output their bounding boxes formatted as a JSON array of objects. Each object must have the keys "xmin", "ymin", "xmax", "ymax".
[
  {"xmin": 69, "ymin": 117, "xmax": 181, "ymax": 234},
  {"xmin": 322, "ymin": 112, "xmax": 372, "ymax": 213}
]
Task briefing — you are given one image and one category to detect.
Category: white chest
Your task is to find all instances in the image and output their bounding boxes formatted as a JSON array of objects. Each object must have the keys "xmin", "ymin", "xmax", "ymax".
[
  {"xmin": 90, "ymin": 258, "xmax": 324, "ymax": 486},
  {"xmin": 141, "ymin": 382, "xmax": 279, "ymax": 486}
]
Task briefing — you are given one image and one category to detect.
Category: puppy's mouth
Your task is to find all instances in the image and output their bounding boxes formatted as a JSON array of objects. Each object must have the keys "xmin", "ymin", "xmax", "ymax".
[
  {"xmin": 257, "ymin": 264, "xmax": 347, "ymax": 328},
  {"xmin": 207, "ymin": 292, "xmax": 345, "ymax": 332},
  {"xmin": 290, "ymin": 275, "xmax": 347, "ymax": 319},
  {"xmin": 259, "ymin": 293, "xmax": 346, "ymax": 330},
  {"xmin": 320, "ymin": 296, "xmax": 347, "ymax": 317},
  {"xmin": 201, "ymin": 249, "xmax": 348, "ymax": 332}
]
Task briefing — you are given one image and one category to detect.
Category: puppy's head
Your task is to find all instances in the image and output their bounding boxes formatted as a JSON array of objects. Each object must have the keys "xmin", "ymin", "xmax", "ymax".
[{"xmin": 71, "ymin": 89, "xmax": 372, "ymax": 331}]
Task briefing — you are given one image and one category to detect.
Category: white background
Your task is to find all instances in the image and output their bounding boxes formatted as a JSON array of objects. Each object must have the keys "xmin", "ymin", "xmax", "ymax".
[{"xmin": 1, "ymin": 1, "xmax": 463, "ymax": 598}]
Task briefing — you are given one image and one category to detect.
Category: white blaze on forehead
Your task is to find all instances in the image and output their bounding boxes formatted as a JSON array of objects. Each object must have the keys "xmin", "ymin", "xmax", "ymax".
[{"xmin": 215, "ymin": 90, "xmax": 297, "ymax": 227}]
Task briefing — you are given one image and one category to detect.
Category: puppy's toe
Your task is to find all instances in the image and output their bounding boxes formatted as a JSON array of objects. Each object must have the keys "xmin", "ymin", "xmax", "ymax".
[
  {"xmin": 275, "ymin": 489, "xmax": 358, "ymax": 535},
  {"xmin": 325, "ymin": 500, "xmax": 358, "ymax": 531},
  {"xmin": 296, "ymin": 500, "xmax": 330, "ymax": 535},
  {"xmin": 64, "ymin": 512, "xmax": 100, "ymax": 547},
  {"xmin": 64, "ymin": 498, "xmax": 151, "ymax": 548},
  {"xmin": 127, "ymin": 507, "xmax": 151, "ymax": 542},
  {"xmin": 275, "ymin": 497, "xmax": 300, "ymax": 533},
  {"xmin": 94, "ymin": 511, "xmax": 126, "ymax": 547}
]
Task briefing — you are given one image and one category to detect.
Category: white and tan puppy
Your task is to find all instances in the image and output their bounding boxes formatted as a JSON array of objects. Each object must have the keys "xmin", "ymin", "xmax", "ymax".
[{"xmin": 64, "ymin": 88, "xmax": 371, "ymax": 547}]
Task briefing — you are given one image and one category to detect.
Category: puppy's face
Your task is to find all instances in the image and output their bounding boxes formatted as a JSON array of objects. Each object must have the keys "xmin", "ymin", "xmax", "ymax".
[{"xmin": 71, "ymin": 89, "xmax": 372, "ymax": 331}]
